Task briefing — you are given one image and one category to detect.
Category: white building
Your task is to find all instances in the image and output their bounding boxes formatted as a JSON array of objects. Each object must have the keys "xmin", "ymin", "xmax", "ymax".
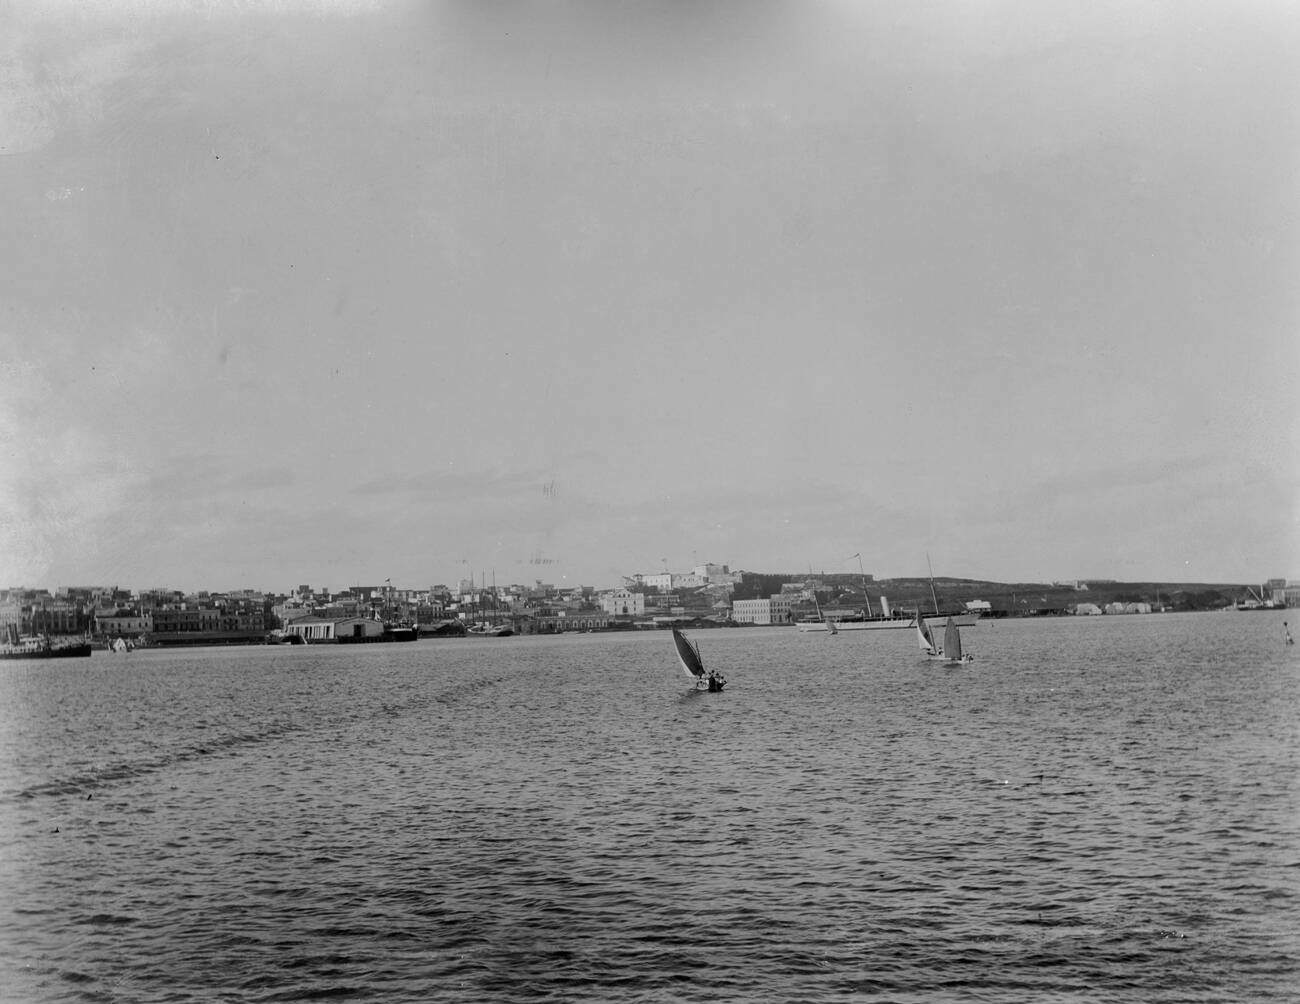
[
  {"xmin": 601, "ymin": 589, "xmax": 645, "ymax": 617},
  {"xmin": 285, "ymin": 616, "xmax": 385, "ymax": 642},
  {"xmin": 732, "ymin": 596, "xmax": 795, "ymax": 625},
  {"xmin": 638, "ymin": 570, "xmax": 715, "ymax": 590},
  {"xmin": 1104, "ymin": 602, "xmax": 1152, "ymax": 615}
]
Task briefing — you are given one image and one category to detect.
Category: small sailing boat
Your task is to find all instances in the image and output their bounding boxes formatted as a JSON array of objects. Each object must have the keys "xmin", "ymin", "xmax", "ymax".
[
  {"xmin": 672, "ymin": 628, "xmax": 726, "ymax": 691},
  {"xmin": 815, "ymin": 594, "xmax": 838, "ymax": 635},
  {"xmin": 915, "ymin": 614, "xmax": 942, "ymax": 658},
  {"xmin": 941, "ymin": 616, "xmax": 974, "ymax": 667}
]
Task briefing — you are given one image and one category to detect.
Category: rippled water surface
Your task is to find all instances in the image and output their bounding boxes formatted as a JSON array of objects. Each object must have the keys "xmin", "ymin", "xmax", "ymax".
[{"xmin": 2, "ymin": 613, "xmax": 1297, "ymax": 1002}]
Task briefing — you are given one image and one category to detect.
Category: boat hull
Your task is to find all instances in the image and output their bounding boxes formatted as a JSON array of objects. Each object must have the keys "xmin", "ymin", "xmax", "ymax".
[{"xmin": 797, "ymin": 613, "xmax": 977, "ymax": 632}]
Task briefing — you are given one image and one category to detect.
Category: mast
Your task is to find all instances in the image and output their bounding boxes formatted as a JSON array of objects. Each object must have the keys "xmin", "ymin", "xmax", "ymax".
[
  {"xmin": 852, "ymin": 553, "xmax": 873, "ymax": 618},
  {"xmin": 926, "ymin": 553, "xmax": 940, "ymax": 615}
]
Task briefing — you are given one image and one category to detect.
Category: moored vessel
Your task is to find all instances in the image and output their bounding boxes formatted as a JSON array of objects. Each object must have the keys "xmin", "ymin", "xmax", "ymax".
[
  {"xmin": 1, "ymin": 626, "xmax": 93, "ymax": 660},
  {"xmin": 796, "ymin": 611, "xmax": 976, "ymax": 631}
]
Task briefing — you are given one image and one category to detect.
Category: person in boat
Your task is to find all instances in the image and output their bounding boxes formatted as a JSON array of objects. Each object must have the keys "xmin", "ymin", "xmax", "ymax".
[
  {"xmin": 707, "ymin": 671, "xmax": 726, "ymax": 692},
  {"xmin": 1286, "ymin": 622, "xmax": 1295, "ymax": 646}
]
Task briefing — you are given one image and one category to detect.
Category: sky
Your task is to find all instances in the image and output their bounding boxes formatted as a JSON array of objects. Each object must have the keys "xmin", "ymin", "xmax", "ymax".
[{"xmin": 1, "ymin": 0, "xmax": 1297, "ymax": 594}]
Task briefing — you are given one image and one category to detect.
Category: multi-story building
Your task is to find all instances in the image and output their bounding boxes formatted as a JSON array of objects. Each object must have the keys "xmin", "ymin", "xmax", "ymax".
[
  {"xmin": 147, "ymin": 598, "xmax": 267, "ymax": 645},
  {"xmin": 524, "ymin": 611, "xmax": 611, "ymax": 633},
  {"xmin": 732, "ymin": 596, "xmax": 795, "ymax": 625},
  {"xmin": 601, "ymin": 589, "xmax": 645, "ymax": 617},
  {"xmin": 28, "ymin": 599, "xmax": 82, "ymax": 634},
  {"xmin": 0, "ymin": 598, "xmax": 21, "ymax": 635},
  {"xmin": 151, "ymin": 604, "xmax": 266, "ymax": 634},
  {"xmin": 95, "ymin": 612, "xmax": 153, "ymax": 637},
  {"xmin": 414, "ymin": 599, "xmax": 449, "ymax": 624}
]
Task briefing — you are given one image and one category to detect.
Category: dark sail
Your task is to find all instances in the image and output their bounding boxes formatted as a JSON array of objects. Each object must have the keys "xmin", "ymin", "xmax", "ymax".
[
  {"xmin": 672, "ymin": 629, "xmax": 705, "ymax": 679},
  {"xmin": 943, "ymin": 617, "xmax": 962, "ymax": 661}
]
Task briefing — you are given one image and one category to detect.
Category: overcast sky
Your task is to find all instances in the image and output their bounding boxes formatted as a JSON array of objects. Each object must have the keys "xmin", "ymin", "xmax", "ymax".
[{"xmin": 2, "ymin": 0, "xmax": 1296, "ymax": 593}]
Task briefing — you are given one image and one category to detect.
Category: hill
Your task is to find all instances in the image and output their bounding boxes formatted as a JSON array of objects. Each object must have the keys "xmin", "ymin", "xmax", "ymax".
[{"xmin": 733, "ymin": 572, "xmax": 1261, "ymax": 615}]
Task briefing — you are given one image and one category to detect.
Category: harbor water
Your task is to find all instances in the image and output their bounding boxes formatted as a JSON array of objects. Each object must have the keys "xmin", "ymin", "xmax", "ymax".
[{"xmin": 1, "ymin": 613, "xmax": 1297, "ymax": 1002}]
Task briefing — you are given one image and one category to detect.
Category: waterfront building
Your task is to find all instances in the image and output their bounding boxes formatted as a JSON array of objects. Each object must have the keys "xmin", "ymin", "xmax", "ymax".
[
  {"xmin": 151, "ymin": 605, "xmax": 265, "ymax": 634},
  {"xmin": 284, "ymin": 616, "xmax": 385, "ymax": 642},
  {"xmin": 524, "ymin": 611, "xmax": 611, "ymax": 634},
  {"xmin": 732, "ymin": 596, "xmax": 795, "ymax": 625},
  {"xmin": 96, "ymin": 613, "xmax": 153, "ymax": 637}
]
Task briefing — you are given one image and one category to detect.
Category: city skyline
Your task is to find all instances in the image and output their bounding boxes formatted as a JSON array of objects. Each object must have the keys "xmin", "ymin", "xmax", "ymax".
[
  {"xmin": 3, "ymin": 1, "xmax": 1297, "ymax": 593},
  {"xmin": 0, "ymin": 560, "xmax": 1276, "ymax": 601}
]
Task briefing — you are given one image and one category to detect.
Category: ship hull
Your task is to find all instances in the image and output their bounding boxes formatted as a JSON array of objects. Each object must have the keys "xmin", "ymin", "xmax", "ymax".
[
  {"xmin": 0, "ymin": 642, "xmax": 93, "ymax": 660},
  {"xmin": 796, "ymin": 613, "xmax": 978, "ymax": 632}
]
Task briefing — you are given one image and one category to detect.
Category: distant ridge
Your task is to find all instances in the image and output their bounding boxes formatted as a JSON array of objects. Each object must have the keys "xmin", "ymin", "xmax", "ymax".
[{"xmin": 733, "ymin": 572, "xmax": 1269, "ymax": 614}]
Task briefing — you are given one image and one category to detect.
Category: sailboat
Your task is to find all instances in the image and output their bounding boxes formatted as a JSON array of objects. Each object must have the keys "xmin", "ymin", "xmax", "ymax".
[
  {"xmin": 941, "ymin": 616, "xmax": 974, "ymax": 667},
  {"xmin": 815, "ymin": 594, "xmax": 838, "ymax": 635},
  {"xmin": 672, "ymin": 628, "xmax": 726, "ymax": 691},
  {"xmin": 466, "ymin": 572, "xmax": 514, "ymax": 636},
  {"xmin": 915, "ymin": 613, "xmax": 942, "ymax": 658}
]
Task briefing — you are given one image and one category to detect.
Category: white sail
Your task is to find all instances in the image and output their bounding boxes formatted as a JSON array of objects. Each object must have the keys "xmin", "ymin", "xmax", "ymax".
[{"xmin": 916, "ymin": 617, "xmax": 938, "ymax": 655}]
